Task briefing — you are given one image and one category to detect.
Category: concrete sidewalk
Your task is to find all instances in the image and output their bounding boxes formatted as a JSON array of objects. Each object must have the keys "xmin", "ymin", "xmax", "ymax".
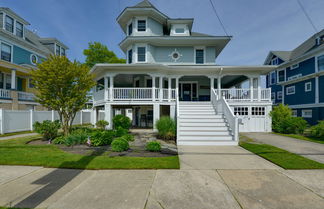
[
  {"xmin": 243, "ymin": 132, "xmax": 324, "ymax": 163},
  {"xmin": 0, "ymin": 133, "xmax": 38, "ymax": 141}
]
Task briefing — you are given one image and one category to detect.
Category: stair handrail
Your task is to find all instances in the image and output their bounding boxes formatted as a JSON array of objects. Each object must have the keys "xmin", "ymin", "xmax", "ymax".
[
  {"xmin": 176, "ymin": 90, "xmax": 180, "ymax": 144},
  {"xmin": 211, "ymin": 88, "xmax": 239, "ymax": 142}
]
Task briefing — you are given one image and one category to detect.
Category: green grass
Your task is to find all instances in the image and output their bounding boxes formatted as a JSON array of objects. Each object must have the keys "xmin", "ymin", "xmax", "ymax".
[
  {"xmin": 0, "ymin": 131, "xmax": 34, "ymax": 137},
  {"xmin": 273, "ymin": 132, "xmax": 324, "ymax": 144},
  {"xmin": 240, "ymin": 142, "xmax": 324, "ymax": 169},
  {"xmin": 0, "ymin": 136, "xmax": 179, "ymax": 169}
]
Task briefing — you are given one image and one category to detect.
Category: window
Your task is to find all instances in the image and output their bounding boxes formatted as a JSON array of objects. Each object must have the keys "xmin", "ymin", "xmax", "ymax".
[
  {"xmin": 137, "ymin": 47, "xmax": 146, "ymax": 62},
  {"xmin": 234, "ymin": 107, "xmax": 248, "ymax": 116},
  {"xmin": 302, "ymin": 109, "xmax": 312, "ymax": 118},
  {"xmin": 291, "ymin": 63, "xmax": 299, "ymax": 70},
  {"xmin": 195, "ymin": 49, "xmax": 204, "ymax": 64},
  {"xmin": 271, "ymin": 57, "xmax": 279, "ymax": 65},
  {"xmin": 5, "ymin": 15, "xmax": 14, "ymax": 33},
  {"xmin": 5, "ymin": 74, "xmax": 11, "ymax": 89},
  {"xmin": 271, "ymin": 92, "xmax": 275, "ymax": 101},
  {"xmin": 15, "ymin": 21, "xmax": 23, "ymax": 38},
  {"xmin": 305, "ymin": 82, "xmax": 312, "ymax": 92},
  {"xmin": 1, "ymin": 43, "xmax": 12, "ymax": 62},
  {"xmin": 128, "ymin": 49, "xmax": 132, "ymax": 64},
  {"xmin": 277, "ymin": 91, "xmax": 282, "ymax": 100},
  {"xmin": 292, "ymin": 110, "xmax": 297, "ymax": 117},
  {"xmin": 56, "ymin": 45, "xmax": 60, "ymax": 55},
  {"xmin": 286, "ymin": 86, "xmax": 295, "ymax": 95},
  {"xmin": 30, "ymin": 54, "xmax": 38, "ymax": 65},
  {"xmin": 137, "ymin": 20, "xmax": 146, "ymax": 32},
  {"xmin": 318, "ymin": 55, "xmax": 324, "ymax": 72},
  {"xmin": 0, "ymin": 73, "xmax": 3, "ymax": 89},
  {"xmin": 29, "ymin": 78, "xmax": 35, "ymax": 88},
  {"xmin": 252, "ymin": 107, "xmax": 265, "ymax": 116},
  {"xmin": 128, "ymin": 23, "xmax": 133, "ymax": 35},
  {"xmin": 288, "ymin": 73, "xmax": 302, "ymax": 81},
  {"xmin": 175, "ymin": 28, "xmax": 185, "ymax": 33},
  {"xmin": 146, "ymin": 78, "xmax": 152, "ymax": 87},
  {"xmin": 61, "ymin": 48, "xmax": 66, "ymax": 56},
  {"xmin": 270, "ymin": 71, "xmax": 276, "ymax": 85},
  {"xmin": 277, "ymin": 69, "xmax": 285, "ymax": 83}
]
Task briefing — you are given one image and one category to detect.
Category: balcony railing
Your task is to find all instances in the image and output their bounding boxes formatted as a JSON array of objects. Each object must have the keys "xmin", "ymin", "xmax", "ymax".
[
  {"xmin": 220, "ymin": 88, "xmax": 271, "ymax": 102},
  {"xmin": 0, "ymin": 89, "xmax": 11, "ymax": 99},
  {"xmin": 18, "ymin": 91, "xmax": 36, "ymax": 101}
]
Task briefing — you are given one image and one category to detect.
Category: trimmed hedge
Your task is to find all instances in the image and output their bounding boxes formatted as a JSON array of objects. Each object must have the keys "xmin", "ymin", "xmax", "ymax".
[
  {"xmin": 146, "ymin": 141, "xmax": 161, "ymax": 152},
  {"xmin": 111, "ymin": 138, "xmax": 129, "ymax": 152}
]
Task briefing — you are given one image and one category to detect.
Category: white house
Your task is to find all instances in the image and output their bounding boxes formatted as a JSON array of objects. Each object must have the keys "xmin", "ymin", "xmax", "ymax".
[{"xmin": 91, "ymin": 0, "xmax": 276, "ymax": 145}]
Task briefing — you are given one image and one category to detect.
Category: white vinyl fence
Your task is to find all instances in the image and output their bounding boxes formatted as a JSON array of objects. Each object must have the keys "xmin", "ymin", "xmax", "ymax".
[{"xmin": 0, "ymin": 109, "xmax": 93, "ymax": 134}]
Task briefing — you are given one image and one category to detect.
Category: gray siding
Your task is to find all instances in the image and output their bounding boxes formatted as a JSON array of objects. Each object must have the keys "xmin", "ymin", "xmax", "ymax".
[
  {"xmin": 147, "ymin": 17, "xmax": 163, "ymax": 36},
  {"xmin": 206, "ymin": 47, "xmax": 216, "ymax": 63},
  {"xmin": 180, "ymin": 76, "xmax": 211, "ymax": 97},
  {"xmin": 154, "ymin": 46, "xmax": 194, "ymax": 64},
  {"xmin": 0, "ymin": 13, "xmax": 3, "ymax": 29}
]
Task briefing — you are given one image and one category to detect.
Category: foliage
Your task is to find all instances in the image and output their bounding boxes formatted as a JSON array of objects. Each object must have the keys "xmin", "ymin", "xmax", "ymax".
[
  {"xmin": 64, "ymin": 131, "xmax": 88, "ymax": 147},
  {"xmin": 31, "ymin": 55, "xmax": 95, "ymax": 136},
  {"xmin": 146, "ymin": 141, "xmax": 161, "ymax": 152},
  {"xmin": 269, "ymin": 104, "xmax": 292, "ymax": 133},
  {"xmin": 122, "ymin": 134, "xmax": 135, "ymax": 142},
  {"xmin": 113, "ymin": 115, "xmax": 131, "ymax": 130},
  {"xmin": 111, "ymin": 138, "xmax": 129, "ymax": 152},
  {"xmin": 310, "ymin": 121, "xmax": 324, "ymax": 138},
  {"xmin": 114, "ymin": 127, "xmax": 129, "ymax": 137},
  {"xmin": 90, "ymin": 130, "xmax": 114, "ymax": 146},
  {"xmin": 155, "ymin": 117, "xmax": 176, "ymax": 140},
  {"xmin": 279, "ymin": 117, "xmax": 308, "ymax": 134},
  {"xmin": 83, "ymin": 42, "xmax": 126, "ymax": 68},
  {"xmin": 52, "ymin": 136, "xmax": 66, "ymax": 144},
  {"xmin": 71, "ymin": 124, "xmax": 94, "ymax": 133},
  {"xmin": 33, "ymin": 120, "xmax": 61, "ymax": 141},
  {"xmin": 96, "ymin": 120, "xmax": 109, "ymax": 130}
]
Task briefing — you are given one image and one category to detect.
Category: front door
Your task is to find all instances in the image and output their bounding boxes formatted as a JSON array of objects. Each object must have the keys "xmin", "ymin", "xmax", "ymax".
[{"xmin": 182, "ymin": 83, "xmax": 192, "ymax": 101}]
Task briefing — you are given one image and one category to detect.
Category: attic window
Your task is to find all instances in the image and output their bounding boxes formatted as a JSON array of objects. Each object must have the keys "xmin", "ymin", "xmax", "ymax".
[
  {"xmin": 16, "ymin": 22, "xmax": 23, "ymax": 38},
  {"xmin": 137, "ymin": 20, "xmax": 146, "ymax": 32},
  {"xmin": 175, "ymin": 28, "xmax": 185, "ymax": 33},
  {"xmin": 316, "ymin": 36, "xmax": 324, "ymax": 45},
  {"xmin": 56, "ymin": 45, "xmax": 61, "ymax": 55},
  {"xmin": 5, "ymin": 15, "xmax": 14, "ymax": 33},
  {"xmin": 128, "ymin": 23, "xmax": 133, "ymax": 35},
  {"xmin": 271, "ymin": 57, "xmax": 279, "ymax": 65}
]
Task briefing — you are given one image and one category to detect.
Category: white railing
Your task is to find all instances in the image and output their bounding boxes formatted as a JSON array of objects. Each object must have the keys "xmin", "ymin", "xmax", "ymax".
[
  {"xmin": 0, "ymin": 89, "xmax": 11, "ymax": 99},
  {"xmin": 113, "ymin": 88, "xmax": 153, "ymax": 100},
  {"xmin": 93, "ymin": 89, "xmax": 105, "ymax": 102},
  {"xmin": 212, "ymin": 89, "xmax": 239, "ymax": 142},
  {"xmin": 221, "ymin": 88, "xmax": 271, "ymax": 102},
  {"xmin": 18, "ymin": 91, "xmax": 35, "ymax": 101}
]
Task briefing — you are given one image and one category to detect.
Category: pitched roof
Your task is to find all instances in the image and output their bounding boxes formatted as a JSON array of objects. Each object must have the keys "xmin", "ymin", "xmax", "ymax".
[
  {"xmin": 271, "ymin": 51, "xmax": 292, "ymax": 61},
  {"xmin": 132, "ymin": 0, "xmax": 155, "ymax": 8}
]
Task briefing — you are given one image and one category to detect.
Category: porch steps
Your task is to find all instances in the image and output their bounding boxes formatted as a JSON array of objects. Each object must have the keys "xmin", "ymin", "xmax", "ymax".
[{"xmin": 177, "ymin": 102, "xmax": 236, "ymax": 146}]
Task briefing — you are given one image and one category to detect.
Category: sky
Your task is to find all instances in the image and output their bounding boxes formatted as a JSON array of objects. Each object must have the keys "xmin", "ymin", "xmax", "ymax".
[{"xmin": 3, "ymin": 0, "xmax": 324, "ymax": 65}]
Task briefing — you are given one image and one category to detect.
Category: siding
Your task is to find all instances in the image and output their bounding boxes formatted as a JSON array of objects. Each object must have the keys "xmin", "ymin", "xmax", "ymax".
[
  {"xmin": 319, "ymin": 75, "xmax": 324, "ymax": 103},
  {"xmin": 154, "ymin": 46, "xmax": 194, "ymax": 64},
  {"xmin": 179, "ymin": 76, "xmax": 210, "ymax": 100},
  {"xmin": 284, "ymin": 78, "xmax": 315, "ymax": 105},
  {"xmin": 0, "ymin": 13, "xmax": 3, "ymax": 29},
  {"xmin": 271, "ymin": 84, "xmax": 282, "ymax": 104},
  {"xmin": 293, "ymin": 107, "xmax": 324, "ymax": 125},
  {"xmin": 147, "ymin": 18, "xmax": 163, "ymax": 36},
  {"xmin": 286, "ymin": 57, "xmax": 315, "ymax": 79},
  {"xmin": 13, "ymin": 45, "xmax": 44, "ymax": 65},
  {"xmin": 206, "ymin": 47, "xmax": 216, "ymax": 63}
]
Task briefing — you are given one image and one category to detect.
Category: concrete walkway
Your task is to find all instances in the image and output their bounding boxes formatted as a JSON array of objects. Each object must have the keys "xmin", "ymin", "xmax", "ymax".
[
  {"xmin": 1, "ymin": 145, "xmax": 324, "ymax": 209},
  {"xmin": 0, "ymin": 133, "xmax": 38, "ymax": 141},
  {"xmin": 243, "ymin": 132, "xmax": 324, "ymax": 163}
]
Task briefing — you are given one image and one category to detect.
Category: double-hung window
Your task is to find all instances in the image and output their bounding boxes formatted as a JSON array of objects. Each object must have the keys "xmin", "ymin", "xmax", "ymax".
[
  {"xmin": 61, "ymin": 48, "xmax": 66, "ymax": 56},
  {"xmin": 305, "ymin": 82, "xmax": 312, "ymax": 92},
  {"xmin": 277, "ymin": 91, "xmax": 282, "ymax": 100},
  {"xmin": 128, "ymin": 23, "xmax": 133, "ymax": 35},
  {"xmin": 56, "ymin": 45, "xmax": 60, "ymax": 55},
  {"xmin": 271, "ymin": 57, "xmax": 279, "ymax": 65},
  {"xmin": 137, "ymin": 47, "xmax": 146, "ymax": 62},
  {"xmin": 16, "ymin": 21, "xmax": 23, "ymax": 38},
  {"xmin": 128, "ymin": 49, "xmax": 132, "ymax": 64},
  {"xmin": 137, "ymin": 20, "xmax": 146, "ymax": 32},
  {"xmin": 277, "ymin": 69, "xmax": 285, "ymax": 83},
  {"xmin": 286, "ymin": 86, "xmax": 295, "ymax": 95},
  {"xmin": 195, "ymin": 49, "xmax": 204, "ymax": 64},
  {"xmin": 1, "ymin": 43, "xmax": 12, "ymax": 62},
  {"xmin": 318, "ymin": 55, "xmax": 324, "ymax": 72},
  {"xmin": 270, "ymin": 71, "xmax": 276, "ymax": 85},
  {"xmin": 5, "ymin": 74, "xmax": 11, "ymax": 89},
  {"xmin": 5, "ymin": 15, "xmax": 14, "ymax": 33}
]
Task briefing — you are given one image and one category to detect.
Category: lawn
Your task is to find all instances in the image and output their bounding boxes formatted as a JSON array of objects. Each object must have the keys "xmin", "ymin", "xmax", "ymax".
[
  {"xmin": 0, "ymin": 136, "xmax": 179, "ymax": 169},
  {"xmin": 273, "ymin": 132, "xmax": 324, "ymax": 144},
  {"xmin": 240, "ymin": 142, "xmax": 324, "ymax": 169},
  {"xmin": 0, "ymin": 131, "xmax": 34, "ymax": 137}
]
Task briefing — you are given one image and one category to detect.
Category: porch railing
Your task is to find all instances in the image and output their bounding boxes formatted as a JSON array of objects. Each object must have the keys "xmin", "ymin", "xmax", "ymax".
[
  {"xmin": 18, "ymin": 91, "xmax": 36, "ymax": 101},
  {"xmin": 0, "ymin": 89, "xmax": 11, "ymax": 99},
  {"xmin": 221, "ymin": 88, "xmax": 271, "ymax": 102}
]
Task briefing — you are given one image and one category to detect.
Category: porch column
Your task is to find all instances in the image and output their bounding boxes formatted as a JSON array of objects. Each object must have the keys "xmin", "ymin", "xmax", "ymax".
[
  {"xmin": 249, "ymin": 77, "xmax": 253, "ymax": 101},
  {"xmin": 257, "ymin": 76, "xmax": 261, "ymax": 102},
  {"xmin": 104, "ymin": 103, "xmax": 113, "ymax": 129},
  {"xmin": 170, "ymin": 104, "xmax": 176, "ymax": 120},
  {"xmin": 282, "ymin": 85, "xmax": 285, "ymax": 104},
  {"xmin": 217, "ymin": 76, "xmax": 222, "ymax": 97},
  {"xmin": 168, "ymin": 77, "xmax": 172, "ymax": 102},
  {"xmin": 153, "ymin": 103, "xmax": 160, "ymax": 131},
  {"xmin": 11, "ymin": 69, "xmax": 16, "ymax": 90},
  {"xmin": 209, "ymin": 76, "xmax": 215, "ymax": 99},
  {"xmin": 104, "ymin": 77, "xmax": 108, "ymax": 101},
  {"xmin": 109, "ymin": 75, "xmax": 114, "ymax": 101},
  {"xmin": 159, "ymin": 76, "xmax": 163, "ymax": 102},
  {"xmin": 152, "ymin": 75, "xmax": 156, "ymax": 101},
  {"xmin": 175, "ymin": 77, "xmax": 179, "ymax": 99}
]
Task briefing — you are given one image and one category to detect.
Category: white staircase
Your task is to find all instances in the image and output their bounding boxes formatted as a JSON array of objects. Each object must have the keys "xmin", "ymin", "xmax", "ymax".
[{"xmin": 177, "ymin": 102, "xmax": 237, "ymax": 145}]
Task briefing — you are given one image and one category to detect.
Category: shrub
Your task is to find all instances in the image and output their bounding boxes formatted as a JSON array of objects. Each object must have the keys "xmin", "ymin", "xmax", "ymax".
[
  {"xmin": 52, "ymin": 136, "xmax": 66, "ymax": 144},
  {"xmin": 269, "ymin": 104, "xmax": 292, "ymax": 133},
  {"xmin": 310, "ymin": 121, "xmax": 324, "ymax": 138},
  {"xmin": 111, "ymin": 138, "xmax": 129, "ymax": 152},
  {"xmin": 122, "ymin": 134, "xmax": 134, "ymax": 142},
  {"xmin": 146, "ymin": 141, "xmax": 161, "ymax": 152},
  {"xmin": 96, "ymin": 120, "xmax": 109, "ymax": 130},
  {"xmin": 155, "ymin": 117, "xmax": 176, "ymax": 140},
  {"xmin": 113, "ymin": 115, "xmax": 131, "ymax": 130},
  {"xmin": 70, "ymin": 125, "xmax": 94, "ymax": 134},
  {"xmin": 65, "ymin": 131, "xmax": 88, "ymax": 146},
  {"xmin": 114, "ymin": 127, "xmax": 128, "ymax": 137},
  {"xmin": 34, "ymin": 120, "xmax": 61, "ymax": 141},
  {"xmin": 91, "ymin": 130, "xmax": 114, "ymax": 146},
  {"xmin": 280, "ymin": 117, "xmax": 308, "ymax": 134}
]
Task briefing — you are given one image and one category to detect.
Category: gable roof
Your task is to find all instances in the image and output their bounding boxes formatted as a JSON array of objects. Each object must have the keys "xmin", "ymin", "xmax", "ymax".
[{"xmin": 133, "ymin": 0, "xmax": 156, "ymax": 8}]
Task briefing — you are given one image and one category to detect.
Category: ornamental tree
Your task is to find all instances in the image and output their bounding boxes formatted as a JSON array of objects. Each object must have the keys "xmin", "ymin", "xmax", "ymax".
[{"xmin": 31, "ymin": 55, "xmax": 95, "ymax": 136}]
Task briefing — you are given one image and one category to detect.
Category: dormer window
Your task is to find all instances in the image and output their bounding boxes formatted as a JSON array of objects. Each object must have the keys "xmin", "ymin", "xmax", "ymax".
[
  {"xmin": 16, "ymin": 21, "xmax": 23, "ymax": 38},
  {"xmin": 56, "ymin": 45, "xmax": 61, "ymax": 55},
  {"xmin": 271, "ymin": 57, "xmax": 279, "ymax": 65},
  {"xmin": 175, "ymin": 28, "xmax": 185, "ymax": 34},
  {"xmin": 128, "ymin": 23, "xmax": 133, "ymax": 35},
  {"xmin": 137, "ymin": 20, "xmax": 146, "ymax": 32},
  {"xmin": 5, "ymin": 15, "xmax": 14, "ymax": 33},
  {"xmin": 61, "ymin": 48, "xmax": 66, "ymax": 56}
]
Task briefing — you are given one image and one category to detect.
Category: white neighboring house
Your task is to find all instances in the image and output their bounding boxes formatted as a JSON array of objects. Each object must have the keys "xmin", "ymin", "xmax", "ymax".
[{"xmin": 91, "ymin": 0, "xmax": 276, "ymax": 145}]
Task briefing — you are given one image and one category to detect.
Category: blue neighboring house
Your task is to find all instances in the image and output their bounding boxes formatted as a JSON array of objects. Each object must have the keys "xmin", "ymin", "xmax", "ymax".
[{"xmin": 265, "ymin": 29, "xmax": 324, "ymax": 125}]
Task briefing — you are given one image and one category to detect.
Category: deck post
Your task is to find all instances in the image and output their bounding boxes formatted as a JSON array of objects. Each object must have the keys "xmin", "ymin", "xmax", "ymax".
[
  {"xmin": 104, "ymin": 77, "xmax": 108, "ymax": 101},
  {"xmin": 11, "ymin": 69, "xmax": 16, "ymax": 90},
  {"xmin": 217, "ymin": 76, "xmax": 221, "ymax": 97},
  {"xmin": 152, "ymin": 75, "xmax": 156, "ymax": 101},
  {"xmin": 209, "ymin": 76, "xmax": 215, "ymax": 99},
  {"xmin": 257, "ymin": 76, "xmax": 261, "ymax": 101},
  {"xmin": 109, "ymin": 75, "xmax": 114, "ymax": 102},
  {"xmin": 104, "ymin": 103, "xmax": 113, "ymax": 129},
  {"xmin": 159, "ymin": 76, "xmax": 163, "ymax": 101},
  {"xmin": 168, "ymin": 77, "xmax": 172, "ymax": 102},
  {"xmin": 153, "ymin": 103, "xmax": 160, "ymax": 131},
  {"xmin": 249, "ymin": 77, "xmax": 253, "ymax": 101}
]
